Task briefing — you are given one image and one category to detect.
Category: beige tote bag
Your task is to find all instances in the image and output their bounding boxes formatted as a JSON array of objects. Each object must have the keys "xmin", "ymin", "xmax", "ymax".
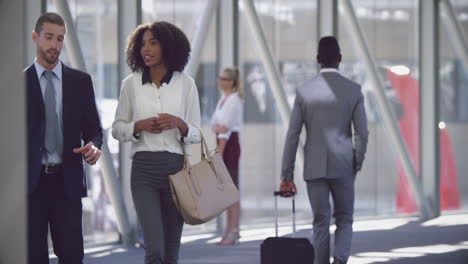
[{"xmin": 169, "ymin": 131, "xmax": 240, "ymax": 225}]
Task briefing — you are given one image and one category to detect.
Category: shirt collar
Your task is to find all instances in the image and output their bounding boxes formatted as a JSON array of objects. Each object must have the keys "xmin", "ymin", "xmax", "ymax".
[
  {"xmin": 319, "ymin": 68, "xmax": 339, "ymax": 74},
  {"xmin": 222, "ymin": 91, "xmax": 238, "ymax": 98},
  {"xmin": 34, "ymin": 59, "xmax": 62, "ymax": 80},
  {"xmin": 142, "ymin": 67, "xmax": 173, "ymax": 85}
]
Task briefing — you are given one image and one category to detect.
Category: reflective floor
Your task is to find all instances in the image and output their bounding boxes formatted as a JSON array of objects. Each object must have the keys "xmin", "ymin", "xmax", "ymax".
[{"xmin": 50, "ymin": 213, "xmax": 468, "ymax": 264}]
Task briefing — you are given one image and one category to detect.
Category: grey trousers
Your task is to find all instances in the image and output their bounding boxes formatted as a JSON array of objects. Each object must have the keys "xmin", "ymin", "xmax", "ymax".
[
  {"xmin": 306, "ymin": 176, "xmax": 355, "ymax": 264},
  {"xmin": 131, "ymin": 151, "xmax": 184, "ymax": 264}
]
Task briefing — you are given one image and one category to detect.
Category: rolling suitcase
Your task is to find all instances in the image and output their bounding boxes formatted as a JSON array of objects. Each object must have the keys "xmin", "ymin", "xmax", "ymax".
[{"xmin": 260, "ymin": 191, "xmax": 314, "ymax": 264}]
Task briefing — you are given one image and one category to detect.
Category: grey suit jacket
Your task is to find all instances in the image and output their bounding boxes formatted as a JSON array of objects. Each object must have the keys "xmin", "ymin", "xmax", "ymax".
[{"xmin": 281, "ymin": 71, "xmax": 369, "ymax": 181}]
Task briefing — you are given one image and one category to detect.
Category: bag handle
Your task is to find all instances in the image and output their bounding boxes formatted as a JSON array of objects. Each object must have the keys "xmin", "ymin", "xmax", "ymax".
[
  {"xmin": 178, "ymin": 126, "xmax": 225, "ymax": 195},
  {"xmin": 200, "ymin": 131, "xmax": 210, "ymax": 161},
  {"xmin": 179, "ymin": 126, "xmax": 208, "ymax": 196},
  {"xmin": 180, "ymin": 126, "xmax": 211, "ymax": 169}
]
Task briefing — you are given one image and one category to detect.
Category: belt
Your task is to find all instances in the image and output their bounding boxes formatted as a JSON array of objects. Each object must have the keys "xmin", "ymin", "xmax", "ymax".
[{"xmin": 41, "ymin": 164, "xmax": 62, "ymax": 174}]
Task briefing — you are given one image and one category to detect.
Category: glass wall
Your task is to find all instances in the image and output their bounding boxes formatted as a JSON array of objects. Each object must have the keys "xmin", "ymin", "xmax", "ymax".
[
  {"xmin": 47, "ymin": 0, "xmax": 120, "ymax": 245},
  {"xmin": 439, "ymin": 0, "xmax": 468, "ymax": 211},
  {"xmin": 239, "ymin": 0, "xmax": 318, "ymax": 228},
  {"xmin": 41, "ymin": 0, "xmax": 468, "ymax": 246},
  {"xmin": 338, "ymin": 0, "xmax": 420, "ymax": 216}
]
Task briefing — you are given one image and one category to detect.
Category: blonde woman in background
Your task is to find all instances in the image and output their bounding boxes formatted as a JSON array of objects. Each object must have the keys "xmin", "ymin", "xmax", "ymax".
[{"xmin": 211, "ymin": 67, "xmax": 243, "ymax": 245}]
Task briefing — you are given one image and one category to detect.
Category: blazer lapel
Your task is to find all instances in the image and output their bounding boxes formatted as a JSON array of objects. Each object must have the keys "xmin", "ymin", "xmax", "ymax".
[
  {"xmin": 61, "ymin": 62, "xmax": 71, "ymax": 146},
  {"xmin": 27, "ymin": 65, "xmax": 45, "ymax": 119}
]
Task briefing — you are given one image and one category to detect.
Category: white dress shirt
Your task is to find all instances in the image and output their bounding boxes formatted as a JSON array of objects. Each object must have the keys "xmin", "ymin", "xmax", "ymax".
[
  {"xmin": 112, "ymin": 71, "xmax": 201, "ymax": 157},
  {"xmin": 34, "ymin": 59, "xmax": 64, "ymax": 164},
  {"xmin": 320, "ymin": 67, "xmax": 340, "ymax": 74},
  {"xmin": 211, "ymin": 92, "xmax": 243, "ymax": 139}
]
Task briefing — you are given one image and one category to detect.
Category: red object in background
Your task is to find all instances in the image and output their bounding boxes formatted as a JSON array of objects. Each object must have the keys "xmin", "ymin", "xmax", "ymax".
[{"xmin": 386, "ymin": 70, "xmax": 460, "ymax": 213}]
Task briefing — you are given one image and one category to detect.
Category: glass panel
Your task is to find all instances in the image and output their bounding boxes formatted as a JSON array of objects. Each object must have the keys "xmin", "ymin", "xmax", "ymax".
[
  {"xmin": 439, "ymin": 0, "xmax": 468, "ymax": 211},
  {"xmin": 239, "ymin": 0, "xmax": 318, "ymax": 228},
  {"xmin": 39, "ymin": 1, "xmax": 468, "ymax": 250},
  {"xmin": 339, "ymin": 0, "xmax": 419, "ymax": 216},
  {"xmin": 47, "ymin": 0, "xmax": 120, "ymax": 246},
  {"xmin": 142, "ymin": 0, "xmax": 205, "ymax": 40}
]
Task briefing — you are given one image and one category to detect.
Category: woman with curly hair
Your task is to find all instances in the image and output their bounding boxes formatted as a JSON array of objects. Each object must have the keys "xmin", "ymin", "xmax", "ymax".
[{"xmin": 112, "ymin": 21, "xmax": 201, "ymax": 264}]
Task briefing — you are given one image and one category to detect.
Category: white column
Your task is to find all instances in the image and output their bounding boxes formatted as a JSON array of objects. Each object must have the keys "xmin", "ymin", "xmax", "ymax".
[
  {"xmin": 0, "ymin": 0, "xmax": 27, "ymax": 263},
  {"xmin": 24, "ymin": 0, "xmax": 43, "ymax": 67},
  {"xmin": 216, "ymin": 0, "xmax": 236, "ymax": 234},
  {"xmin": 218, "ymin": 0, "xmax": 236, "ymax": 70},
  {"xmin": 117, "ymin": 0, "xmax": 141, "ymax": 245},
  {"xmin": 318, "ymin": 0, "xmax": 337, "ymax": 38}
]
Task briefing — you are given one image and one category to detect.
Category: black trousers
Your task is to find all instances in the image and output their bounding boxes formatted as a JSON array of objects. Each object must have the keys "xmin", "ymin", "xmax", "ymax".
[{"xmin": 28, "ymin": 169, "xmax": 83, "ymax": 264}]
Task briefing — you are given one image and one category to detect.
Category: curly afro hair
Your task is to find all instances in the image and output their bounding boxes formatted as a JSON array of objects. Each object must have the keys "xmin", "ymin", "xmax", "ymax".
[{"xmin": 126, "ymin": 21, "xmax": 191, "ymax": 73}]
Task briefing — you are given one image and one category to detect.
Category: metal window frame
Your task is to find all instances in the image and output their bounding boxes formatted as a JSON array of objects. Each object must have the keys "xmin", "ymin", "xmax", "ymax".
[
  {"xmin": 419, "ymin": 0, "xmax": 440, "ymax": 219},
  {"xmin": 340, "ymin": 0, "xmax": 434, "ymax": 219},
  {"xmin": 55, "ymin": 0, "xmax": 135, "ymax": 244},
  {"xmin": 1, "ymin": 0, "xmax": 27, "ymax": 262},
  {"xmin": 440, "ymin": 0, "xmax": 468, "ymax": 75}
]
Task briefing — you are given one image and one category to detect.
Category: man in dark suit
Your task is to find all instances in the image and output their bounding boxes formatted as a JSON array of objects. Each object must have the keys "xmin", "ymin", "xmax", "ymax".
[
  {"xmin": 280, "ymin": 36, "xmax": 369, "ymax": 264},
  {"xmin": 26, "ymin": 12, "xmax": 103, "ymax": 264}
]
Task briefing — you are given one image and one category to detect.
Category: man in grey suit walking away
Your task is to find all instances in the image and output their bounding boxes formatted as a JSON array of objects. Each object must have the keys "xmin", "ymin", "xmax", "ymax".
[{"xmin": 279, "ymin": 36, "xmax": 369, "ymax": 264}]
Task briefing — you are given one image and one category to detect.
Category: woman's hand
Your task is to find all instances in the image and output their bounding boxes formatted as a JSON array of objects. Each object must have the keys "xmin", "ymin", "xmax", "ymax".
[
  {"xmin": 212, "ymin": 124, "xmax": 229, "ymax": 134},
  {"xmin": 134, "ymin": 117, "xmax": 161, "ymax": 134},
  {"xmin": 155, "ymin": 113, "xmax": 188, "ymax": 137},
  {"xmin": 217, "ymin": 138, "xmax": 227, "ymax": 156}
]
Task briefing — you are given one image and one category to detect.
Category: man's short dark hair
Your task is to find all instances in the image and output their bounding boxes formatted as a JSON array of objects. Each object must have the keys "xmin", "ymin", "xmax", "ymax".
[
  {"xmin": 317, "ymin": 36, "xmax": 341, "ymax": 65},
  {"xmin": 126, "ymin": 21, "xmax": 191, "ymax": 73},
  {"xmin": 34, "ymin": 12, "xmax": 66, "ymax": 34}
]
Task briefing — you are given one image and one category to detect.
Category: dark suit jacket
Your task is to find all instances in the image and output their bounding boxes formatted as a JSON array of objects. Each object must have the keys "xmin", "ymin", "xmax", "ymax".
[{"xmin": 26, "ymin": 62, "xmax": 103, "ymax": 198}]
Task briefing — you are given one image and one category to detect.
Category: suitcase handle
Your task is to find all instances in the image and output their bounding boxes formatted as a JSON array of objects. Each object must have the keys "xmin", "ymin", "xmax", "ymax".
[
  {"xmin": 274, "ymin": 191, "xmax": 295, "ymax": 197},
  {"xmin": 273, "ymin": 191, "xmax": 296, "ymax": 237}
]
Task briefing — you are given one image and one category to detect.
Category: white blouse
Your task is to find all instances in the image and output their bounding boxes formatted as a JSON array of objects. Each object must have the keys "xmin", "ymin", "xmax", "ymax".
[
  {"xmin": 211, "ymin": 92, "xmax": 243, "ymax": 139},
  {"xmin": 112, "ymin": 71, "xmax": 201, "ymax": 157}
]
